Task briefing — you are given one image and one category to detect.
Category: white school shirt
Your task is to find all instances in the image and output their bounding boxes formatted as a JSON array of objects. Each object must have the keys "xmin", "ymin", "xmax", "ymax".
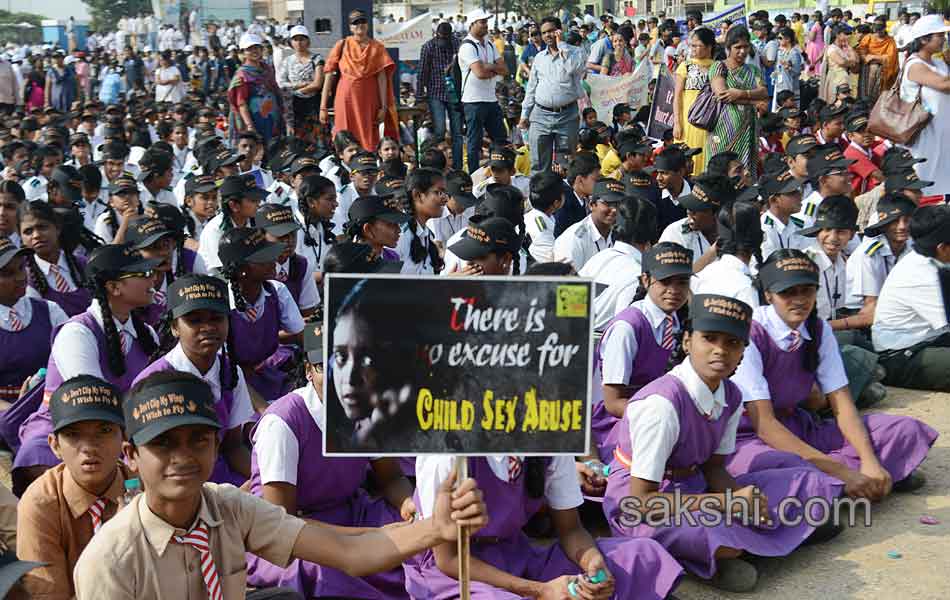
[
  {"xmin": 295, "ymin": 217, "xmax": 332, "ymax": 275},
  {"xmin": 230, "ymin": 280, "xmax": 306, "ymax": 334},
  {"xmin": 93, "ymin": 212, "xmax": 118, "ymax": 244},
  {"xmin": 276, "ymin": 256, "xmax": 319, "ymax": 311},
  {"xmin": 553, "ymin": 215, "xmax": 612, "ymax": 271},
  {"xmin": 51, "ymin": 300, "xmax": 158, "ymax": 382},
  {"xmin": 331, "ymin": 184, "xmax": 361, "ymax": 236},
  {"xmin": 197, "ymin": 213, "xmax": 230, "ymax": 272},
  {"xmin": 138, "ymin": 184, "xmax": 177, "ymax": 206},
  {"xmin": 0, "ymin": 296, "xmax": 68, "ymax": 332},
  {"xmin": 659, "ymin": 217, "xmax": 711, "ymax": 260},
  {"xmin": 80, "ymin": 197, "xmax": 110, "ymax": 233},
  {"xmin": 524, "ymin": 208, "xmax": 556, "ymax": 264},
  {"xmin": 844, "ymin": 236, "xmax": 912, "ymax": 310},
  {"xmin": 441, "ymin": 227, "xmax": 529, "ymax": 276},
  {"xmin": 760, "ymin": 210, "xmax": 809, "ymax": 261},
  {"xmin": 24, "ymin": 251, "xmax": 77, "ymax": 295},
  {"xmin": 396, "ymin": 221, "xmax": 438, "ymax": 275},
  {"xmin": 163, "ymin": 343, "xmax": 255, "ymax": 430},
  {"xmin": 266, "ymin": 180, "xmax": 295, "ymax": 207},
  {"xmin": 415, "ymin": 454, "xmax": 583, "ymax": 519},
  {"xmin": 427, "ymin": 206, "xmax": 474, "ymax": 244},
  {"xmin": 253, "ymin": 385, "xmax": 331, "ymax": 485},
  {"xmin": 872, "ymin": 250, "xmax": 950, "ymax": 352},
  {"xmin": 22, "ymin": 175, "xmax": 47, "ymax": 201},
  {"xmin": 473, "ymin": 174, "xmax": 531, "ymax": 200},
  {"xmin": 731, "ymin": 305, "xmax": 849, "ymax": 404},
  {"xmin": 690, "ymin": 254, "xmax": 760, "ymax": 311},
  {"xmin": 582, "ymin": 242, "xmax": 643, "ymax": 332},
  {"xmin": 625, "ymin": 358, "xmax": 743, "ymax": 483},
  {"xmin": 805, "ymin": 244, "xmax": 848, "ymax": 321}
]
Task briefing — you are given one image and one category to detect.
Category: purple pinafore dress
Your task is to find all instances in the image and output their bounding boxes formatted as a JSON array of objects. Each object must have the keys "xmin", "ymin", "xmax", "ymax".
[
  {"xmin": 141, "ymin": 250, "xmax": 199, "ymax": 328},
  {"xmin": 280, "ymin": 255, "xmax": 309, "ymax": 307},
  {"xmin": 727, "ymin": 321, "xmax": 938, "ymax": 485},
  {"xmin": 604, "ymin": 373, "xmax": 839, "ymax": 579},
  {"xmin": 246, "ymin": 390, "xmax": 407, "ymax": 598},
  {"xmin": 27, "ymin": 253, "xmax": 92, "ymax": 317},
  {"xmin": 404, "ymin": 457, "xmax": 684, "ymax": 600},
  {"xmin": 13, "ymin": 310, "xmax": 150, "ymax": 470},
  {"xmin": 0, "ymin": 300, "xmax": 52, "ymax": 405},
  {"xmin": 133, "ymin": 352, "xmax": 248, "ymax": 486},
  {"xmin": 591, "ymin": 307, "xmax": 672, "ymax": 464},
  {"xmin": 230, "ymin": 282, "xmax": 295, "ymax": 403}
]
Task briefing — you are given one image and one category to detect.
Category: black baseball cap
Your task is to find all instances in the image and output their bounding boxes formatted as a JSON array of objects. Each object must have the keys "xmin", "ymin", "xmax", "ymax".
[
  {"xmin": 185, "ymin": 174, "xmax": 219, "ymax": 195},
  {"xmin": 167, "ymin": 274, "xmax": 230, "ymax": 319},
  {"xmin": 323, "ymin": 242, "xmax": 403, "ymax": 273},
  {"xmin": 690, "ymin": 293, "xmax": 753, "ymax": 341},
  {"xmin": 884, "ymin": 170, "xmax": 932, "ymax": 193},
  {"xmin": 446, "ymin": 171, "xmax": 477, "ymax": 208},
  {"xmin": 835, "ymin": 83, "xmax": 852, "ymax": 95},
  {"xmin": 759, "ymin": 169, "xmax": 802, "ymax": 196},
  {"xmin": 0, "ymin": 236, "xmax": 31, "ymax": 269},
  {"xmin": 374, "ymin": 177, "xmax": 408, "ymax": 201},
  {"xmin": 679, "ymin": 174, "xmax": 733, "ymax": 212},
  {"xmin": 348, "ymin": 195, "xmax": 410, "ymax": 226},
  {"xmin": 50, "ymin": 375, "xmax": 124, "ymax": 433},
  {"xmin": 786, "ymin": 134, "xmax": 818, "ymax": 157},
  {"xmin": 759, "ymin": 250, "xmax": 820, "ymax": 292},
  {"xmin": 777, "ymin": 107, "xmax": 803, "ymax": 120},
  {"xmin": 618, "ymin": 139, "xmax": 652, "ymax": 159},
  {"xmin": 218, "ymin": 227, "xmax": 284, "ymax": 267},
  {"xmin": 591, "ymin": 178, "xmax": 627, "ymax": 204},
  {"xmin": 488, "ymin": 147, "xmax": 516, "ymax": 170},
  {"xmin": 50, "ymin": 166, "xmax": 83, "ymax": 203},
  {"xmin": 124, "ymin": 377, "xmax": 221, "ymax": 445},
  {"xmin": 807, "ymin": 146, "xmax": 855, "ymax": 178},
  {"xmin": 219, "ymin": 174, "xmax": 267, "ymax": 200},
  {"xmin": 144, "ymin": 202, "xmax": 189, "ymax": 236},
  {"xmin": 269, "ymin": 148, "xmax": 297, "ymax": 173},
  {"xmin": 85, "ymin": 244, "xmax": 163, "ymax": 280},
  {"xmin": 799, "ymin": 194, "xmax": 858, "ymax": 236},
  {"xmin": 818, "ymin": 103, "xmax": 848, "ymax": 122},
  {"xmin": 845, "ymin": 112, "xmax": 870, "ymax": 133},
  {"xmin": 256, "ymin": 204, "xmax": 301, "ymax": 237},
  {"xmin": 448, "ymin": 217, "xmax": 521, "ymax": 261},
  {"xmin": 881, "ymin": 147, "xmax": 926, "ymax": 175},
  {"xmin": 290, "ymin": 155, "xmax": 320, "ymax": 176},
  {"xmin": 866, "ymin": 193, "xmax": 918, "ymax": 236},
  {"xmin": 139, "ymin": 151, "xmax": 173, "ymax": 177},
  {"xmin": 643, "ymin": 242, "xmax": 693, "ymax": 280},
  {"xmin": 207, "ymin": 149, "xmax": 244, "ymax": 172},
  {"xmin": 653, "ymin": 148, "xmax": 687, "ymax": 172},
  {"xmin": 125, "ymin": 216, "xmax": 175, "ymax": 249},
  {"xmin": 108, "ymin": 173, "xmax": 139, "ymax": 195},
  {"xmin": 69, "ymin": 132, "xmax": 91, "ymax": 146},
  {"xmin": 350, "ymin": 151, "xmax": 380, "ymax": 173},
  {"xmin": 99, "ymin": 141, "xmax": 129, "ymax": 160},
  {"xmin": 303, "ymin": 321, "xmax": 324, "ymax": 365}
]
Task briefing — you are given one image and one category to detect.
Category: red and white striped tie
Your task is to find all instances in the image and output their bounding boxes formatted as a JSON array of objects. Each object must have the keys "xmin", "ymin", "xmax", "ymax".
[
  {"xmin": 154, "ymin": 288, "xmax": 166, "ymax": 306},
  {"xmin": 245, "ymin": 306, "xmax": 259, "ymax": 322},
  {"xmin": 120, "ymin": 330, "xmax": 133, "ymax": 355},
  {"xmin": 507, "ymin": 456, "xmax": 522, "ymax": 482},
  {"xmin": 7, "ymin": 308, "xmax": 24, "ymax": 332},
  {"xmin": 174, "ymin": 521, "xmax": 223, "ymax": 600},
  {"xmin": 88, "ymin": 497, "xmax": 107, "ymax": 534},
  {"xmin": 787, "ymin": 330, "xmax": 802, "ymax": 352},
  {"xmin": 49, "ymin": 264, "xmax": 71, "ymax": 293},
  {"xmin": 276, "ymin": 266, "xmax": 288, "ymax": 282},
  {"xmin": 661, "ymin": 315, "xmax": 675, "ymax": 350}
]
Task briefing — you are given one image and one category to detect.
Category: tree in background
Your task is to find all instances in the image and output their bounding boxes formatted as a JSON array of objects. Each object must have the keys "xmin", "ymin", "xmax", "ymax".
[
  {"xmin": 85, "ymin": 0, "xmax": 152, "ymax": 31},
  {"xmin": 522, "ymin": 0, "xmax": 580, "ymax": 26}
]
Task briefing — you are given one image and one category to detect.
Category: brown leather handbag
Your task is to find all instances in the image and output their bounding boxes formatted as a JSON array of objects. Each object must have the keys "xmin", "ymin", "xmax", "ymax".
[{"xmin": 868, "ymin": 58, "xmax": 932, "ymax": 146}]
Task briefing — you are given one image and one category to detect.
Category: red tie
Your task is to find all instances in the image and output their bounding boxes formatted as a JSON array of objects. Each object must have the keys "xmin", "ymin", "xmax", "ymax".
[
  {"xmin": 120, "ymin": 330, "xmax": 133, "ymax": 355},
  {"xmin": 661, "ymin": 315, "xmax": 675, "ymax": 350},
  {"xmin": 276, "ymin": 266, "xmax": 288, "ymax": 282},
  {"xmin": 787, "ymin": 330, "xmax": 802, "ymax": 352},
  {"xmin": 49, "ymin": 264, "xmax": 71, "ymax": 293},
  {"xmin": 174, "ymin": 521, "xmax": 223, "ymax": 600},
  {"xmin": 88, "ymin": 498, "xmax": 107, "ymax": 534},
  {"xmin": 7, "ymin": 308, "xmax": 24, "ymax": 332},
  {"xmin": 507, "ymin": 456, "xmax": 522, "ymax": 482},
  {"xmin": 154, "ymin": 288, "xmax": 166, "ymax": 306},
  {"xmin": 245, "ymin": 306, "xmax": 259, "ymax": 322}
]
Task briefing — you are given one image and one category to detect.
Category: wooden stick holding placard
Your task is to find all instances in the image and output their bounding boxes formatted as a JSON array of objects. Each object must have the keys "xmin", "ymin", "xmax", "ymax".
[{"xmin": 455, "ymin": 455, "xmax": 471, "ymax": 600}]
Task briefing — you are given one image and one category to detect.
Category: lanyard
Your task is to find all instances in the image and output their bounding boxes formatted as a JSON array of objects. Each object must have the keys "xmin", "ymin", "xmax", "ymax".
[{"xmin": 823, "ymin": 269, "xmax": 840, "ymax": 320}]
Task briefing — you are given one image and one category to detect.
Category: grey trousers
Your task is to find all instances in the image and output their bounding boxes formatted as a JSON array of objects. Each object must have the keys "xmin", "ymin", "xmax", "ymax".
[{"xmin": 528, "ymin": 103, "xmax": 580, "ymax": 173}]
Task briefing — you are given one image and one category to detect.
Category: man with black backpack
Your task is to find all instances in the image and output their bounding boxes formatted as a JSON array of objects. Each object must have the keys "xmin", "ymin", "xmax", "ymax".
[
  {"xmin": 416, "ymin": 22, "xmax": 464, "ymax": 171},
  {"xmin": 458, "ymin": 9, "xmax": 509, "ymax": 174}
]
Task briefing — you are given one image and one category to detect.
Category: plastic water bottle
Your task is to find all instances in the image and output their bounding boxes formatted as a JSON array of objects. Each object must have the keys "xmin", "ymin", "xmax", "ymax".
[
  {"xmin": 583, "ymin": 460, "xmax": 610, "ymax": 477},
  {"xmin": 121, "ymin": 478, "xmax": 142, "ymax": 507},
  {"xmin": 27, "ymin": 368, "xmax": 46, "ymax": 392}
]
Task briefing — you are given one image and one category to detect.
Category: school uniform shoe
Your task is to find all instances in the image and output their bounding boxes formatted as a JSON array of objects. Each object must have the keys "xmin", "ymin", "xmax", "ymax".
[
  {"xmin": 709, "ymin": 558, "xmax": 758, "ymax": 593},
  {"xmin": 803, "ymin": 521, "xmax": 844, "ymax": 546},
  {"xmin": 857, "ymin": 382, "xmax": 887, "ymax": 409},
  {"xmin": 872, "ymin": 364, "xmax": 887, "ymax": 383},
  {"xmin": 893, "ymin": 471, "xmax": 927, "ymax": 493}
]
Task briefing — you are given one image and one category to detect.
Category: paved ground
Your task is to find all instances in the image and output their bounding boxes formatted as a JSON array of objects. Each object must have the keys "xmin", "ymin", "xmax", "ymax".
[{"xmin": 672, "ymin": 386, "xmax": 950, "ymax": 600}]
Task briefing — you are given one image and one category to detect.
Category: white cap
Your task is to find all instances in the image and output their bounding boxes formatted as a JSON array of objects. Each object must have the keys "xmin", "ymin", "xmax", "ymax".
[
  {"xmin": 143, "ymin": 45, "xmax": 152, "ymax": 52},
  {"xmin": 239, "ymin": 32, "xmax": 264, "ymax": 49},
  {"xmin": 909, "ymin": 14, "xmax": 950, "ymax": 41},
  {"xmin": 289, "ymin": 25, "xmax": 309, "ymax": 39},
  {"xmin": 468, "ymin": 9, "xmax": 493, "ymax": 23}
]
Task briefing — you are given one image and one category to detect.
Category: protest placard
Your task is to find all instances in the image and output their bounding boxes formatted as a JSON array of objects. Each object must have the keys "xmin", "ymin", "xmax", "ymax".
[
  {"xmin": 322, "ymin": 274, "xmax": 593, "ymax": 456},
  {"xmin": 587, "ymin": 58, "xmax": 653, "ymax": 118},
  {"xmin": 646, "ymin": 63, "xmax": 675, "ymax": 140},
  {"xmin": 377, "ymin": 13, "xmax": 430, "ymax": 60}
]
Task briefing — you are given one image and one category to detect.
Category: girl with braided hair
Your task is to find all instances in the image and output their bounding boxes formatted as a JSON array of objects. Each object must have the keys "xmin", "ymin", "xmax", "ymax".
[
  {"xmin": 19, "ymin": 201, "xmax": 93, "ymax": 316},
  {"xmin": 395, "ymin": 167, "xmax": 447, "ymax": 275},
  {"xmin": 441, "ymin": 184, "xmax": 528, "ymax": 276},
  {"xmin": 219, "ymin": 227, "xmax": 305, "ymax": 404},
  {"xmin": 690, "ymin": 200, "xmax": 763, "ymax": 311},
  {"xmin": 294, "ymin": 174, "xmax": 337, "ymax": 288},
  {"xmin": 12, "ymin": 244, "xmax": 160, "ymax": 496},
  {"xmin": 132, "ymin": 274, "xmax": 255, "ymax": 486}
]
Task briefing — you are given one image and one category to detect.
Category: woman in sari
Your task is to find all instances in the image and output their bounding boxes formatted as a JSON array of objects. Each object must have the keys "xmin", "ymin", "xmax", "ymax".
[
  {"xmin": 227, "ymin": 32, "xmax": 284, "ymax": 148},
  {"xmin": 706, "ymin": 25, "xmax": 768, "ymax": 179},
  {"xmin": 673, "ymin": 28, "xmax": 715, "ymax": 176},
  {"xmin": 820, "ymin": 25, "xmax": 858, "ymax": 104},
  {"xmin": 858, "ymin": 16, "xmax": 898, "ymax": 103},
  {"xmin": 320, "ymin": 9, "xmax": 398, "ymax": 152},
  {"xmin": 604, "ymin": 31, "xmax": 634, "ymax": 76},
  {"xmin": 805, "ymin": 11, "xmax": 825, "ymax": 78}
]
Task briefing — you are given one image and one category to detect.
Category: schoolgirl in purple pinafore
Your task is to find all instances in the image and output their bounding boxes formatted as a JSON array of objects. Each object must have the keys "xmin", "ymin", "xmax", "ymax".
[
  {"xmin": 592, "ymin": 305, "xmax": 672, "ymax": 464},
  {"xmin": 279, "ymin": 254, "xmax": 309, "ymax": 307},
  {"xmin": 382, "ymin": 248, "xmax": 400, "ymax": 262},
  {"xmin": 727, "ymin": 316, "xmax": 939, "ymax": 486},
  {"xmin": 25, "ymin": 252, "xmax": 92, "ymax": 317},
  {"xmin": 140, "ymin": 248, "xmax": 199, "ymax": 327},
  {"xmin": 229, "ymin": 281, "xmax": 296, "ymax": 402},
  {"xmin": 603, "ymin": 363, "xmax": 840, "ymax": 579},
  {"xmin": 246, "ymin": 387, "xmax": 409, "ymax": 599},
  {"xmin": 14, "ymin": 310, "xmax": 151, "ymax": 471},
  {"xmin": 132, "ymin": 350, "xmax": 249, "ymax": 486},
  {"xmin": 404, "ymin": 456, "xmax": 684, "ymax": 600},
  {"xmin": 0, "ymin": 299, "xmax": 53, "ymax": 406}
]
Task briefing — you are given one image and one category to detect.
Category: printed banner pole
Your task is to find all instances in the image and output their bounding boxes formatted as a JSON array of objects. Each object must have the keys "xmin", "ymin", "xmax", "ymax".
[{"xmin": 456, "ymin": 455, "xmax": 471, "ymax": 600}]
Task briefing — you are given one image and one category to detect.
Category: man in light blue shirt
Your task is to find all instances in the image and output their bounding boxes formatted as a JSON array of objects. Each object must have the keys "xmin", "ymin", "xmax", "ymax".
[{"xmin": 519, "ymin": 17, "xmax": 587, "ymax": 173}]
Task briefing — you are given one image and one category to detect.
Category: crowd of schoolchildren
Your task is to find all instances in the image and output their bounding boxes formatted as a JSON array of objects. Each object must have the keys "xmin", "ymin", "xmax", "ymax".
[{"xmin": 0, "ymin": 6, "xmax": 945, "ymax": 600}]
